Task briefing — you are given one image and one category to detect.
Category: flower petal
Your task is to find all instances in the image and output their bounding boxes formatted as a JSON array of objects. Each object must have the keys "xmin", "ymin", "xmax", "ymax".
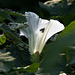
[
  {"xmin": 25, "ymin": 12, "xmax": 39, "ymax": 31},
  {"xmin": 32, "ymin": 19, "xmax": 50, "ymax": 54},
  {"xmin": 25, "ymin": 12, "xmax": 49, "ymax": 31},
  {"xmin": 37, "ymin": 19, "xmax": 65, "ymax": 54},
  {"xmin": 20, "ymin": 27, "xmax": 30, "ymax": 38},
  {"xmin": 45, "ymin": 19, "xmax": 65, "ymax": 42},
  {"xmin": 38, "ymin": 18, "xmax": 49, "ymax": 30}
]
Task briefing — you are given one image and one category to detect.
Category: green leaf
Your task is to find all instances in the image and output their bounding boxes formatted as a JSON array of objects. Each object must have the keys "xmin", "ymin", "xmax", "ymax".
[
  {"xmin": 68, "ymin": 1, "xmax": 75, "ymax": 14},
  {"xmin": 3, "ymin": 9, "xmax": 25, "ymax": 16},
  {"xmin": 16, "ymin": 63, "xmax": 40, "ymax": 72},
  {"xmin": 25, "ymin": 63, "xmax": 40, "ymax": 72},
  {"xmin": 0, "ymin": 9, "xmax": 26, "ymax": 23},
  {"xmin": 39, "ymin": 0, "xmax": 75, "ymax": 18},
  {"xmin": 0, "ymin": 34, "xmax": 6, "ymax": 45},
  {"xmin": 63, "ymin": 13, "xmax": 75, "ymax": 26},
  {"xmin": 7, "ymin": 45, "xmax": 31, "ymax": 67},
  {"xmin": 0, "ymin": 9, "xmax": 14, "ymax": 22},
  {"xmin": 40, "ymin": 21, "xmax": 75, "ymax": 72},
  {"xmin": 0, "ymin": 24, "xmax": 31, "ymax": 67},
  {"xmin": 0, "ymin": 71, "xmax": 24, "ymax": 75},
  {"xmin": 68, "ymin": 46, "xmax": 75, "ymax": 65},
  {"xmin": 0, "ymin": 24, "xmax": 30, "ymax": 66},
  {"xmin": 0, "ymin": 24, "xmax": 27, "ymax": 47},
  {"xmin": 39, "ymin": 1, "xmax": 68, "ymax": 17}
]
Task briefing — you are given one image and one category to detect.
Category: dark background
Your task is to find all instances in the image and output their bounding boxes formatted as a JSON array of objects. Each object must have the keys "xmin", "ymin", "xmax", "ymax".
[{"xmin": 0, "ymin": 0, "xmax": 47, "ymax": 14}]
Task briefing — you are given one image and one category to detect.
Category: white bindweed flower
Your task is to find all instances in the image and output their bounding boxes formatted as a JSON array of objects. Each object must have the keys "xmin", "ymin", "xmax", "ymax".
[{"xmin": 20, "ymin": 12, "xmax": 65, "ymax": 55}]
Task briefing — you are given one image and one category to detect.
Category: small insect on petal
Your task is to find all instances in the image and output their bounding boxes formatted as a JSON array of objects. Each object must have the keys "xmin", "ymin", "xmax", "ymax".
[{"xmin": 40, "ymin": 28, "xmax": 45, "ymax": 33}]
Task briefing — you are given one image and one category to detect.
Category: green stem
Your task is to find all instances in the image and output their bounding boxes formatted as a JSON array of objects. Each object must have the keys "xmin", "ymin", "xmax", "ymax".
[
  {"xmin": 65, "ymin": 49, "xmax": 70, "ymax": 63},
  {"xmin": 32, "ymin": 52, "xmax": 39, "ymax": 63}
]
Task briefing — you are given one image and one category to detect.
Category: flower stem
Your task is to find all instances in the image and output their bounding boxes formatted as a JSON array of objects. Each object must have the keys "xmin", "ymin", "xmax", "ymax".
[{"xmin": 32, "ymin": 51, "xmax": 39, "ymax": 63}]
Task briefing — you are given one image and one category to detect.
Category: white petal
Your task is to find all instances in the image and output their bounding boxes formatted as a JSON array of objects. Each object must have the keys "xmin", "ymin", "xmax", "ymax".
[
  {"xmin": 37, "ymin": 19, "xmax": 64, "ymax": 54},
  {"xmin": 25, "ymin": 12, "xmax": 49, "ymax": 31},
  {"xmin": 25, "ymin": 12, "xmax": 50, "ymax": 54},
  {"xmin": 45, "ymin": 19, "xmax": 65, "ymax": 42},
  {"xmin": 38, "ymin": 18, "xmax": 49, "ymax": 30},
  {"xmin": 33, "ymin": 31, "xmax": 43, "ymax": 54},
  {"xmin": 25, "ymin": 12, "xmax": 39, "ymax": 31},
  {"xmin": 20, "ymin": 27, "xmax": 30, "ymax": 38},
  {"xmin": 32, "ymin": 19, "xmax": 49, "ymax": 54}
]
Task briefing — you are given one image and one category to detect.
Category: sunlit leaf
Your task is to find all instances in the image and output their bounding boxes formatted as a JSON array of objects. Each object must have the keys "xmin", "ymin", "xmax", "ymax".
[
  {"xmin": 0, "ymin": 34, "xmax": 6, "ymax": 45},
  {"xmin": 25, "ymin": 63, "xmax": 40, "ymax": 72},
  {"xmin": 15, "ymin": 63, "xmax": 40, "ymax": 72}
]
